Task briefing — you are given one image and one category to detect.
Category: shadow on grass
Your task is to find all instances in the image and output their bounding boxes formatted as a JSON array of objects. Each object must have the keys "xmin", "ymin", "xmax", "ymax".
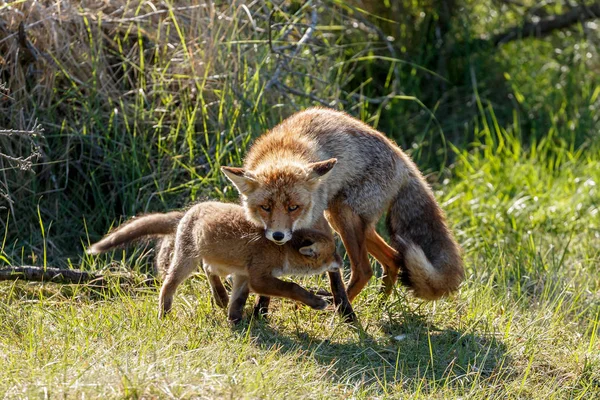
[{"xmin": 237, "ymin": 311, "xmax": 510, "ymax": 392}]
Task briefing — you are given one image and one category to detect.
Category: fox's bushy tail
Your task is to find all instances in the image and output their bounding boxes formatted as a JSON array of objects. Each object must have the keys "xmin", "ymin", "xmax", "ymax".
[
  {"xmin": 386, "ymin": 175, "xmax": 464, "ymax": 300},
  {"xmin": 87, "ymin": 211, "xmax": 184, "ymax": 255}
]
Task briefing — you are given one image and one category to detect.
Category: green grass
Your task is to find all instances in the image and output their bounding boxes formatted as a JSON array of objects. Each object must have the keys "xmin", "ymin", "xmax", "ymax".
[
  {"xmin": 1, "ymin": 121, "xmax": 598, "ymax": 398},
  {"xmin": 1, "ymin": 0, "xmax": 600, "ymax": 398}
]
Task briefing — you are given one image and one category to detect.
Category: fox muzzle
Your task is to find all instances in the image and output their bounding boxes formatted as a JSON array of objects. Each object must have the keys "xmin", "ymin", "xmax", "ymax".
[{"xmin": 266, "ymin": 229, "xmax": 292, "ymax": 245}]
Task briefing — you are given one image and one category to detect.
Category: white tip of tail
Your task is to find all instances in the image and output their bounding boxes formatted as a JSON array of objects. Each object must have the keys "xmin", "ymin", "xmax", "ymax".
[
  {"xmin": 402, "ymin": 241, "xmax": 448, "ymax": 300},
  {"xmin": 86, "ymin": 246, "xmax": 100, "ymax": 255},
  {"xmin": 394, "ymin": 235, "xmax": 464, "ymax": 301},
  {"xmin": 404, "ymin": 242, "xmax": 436, "ymax": 276}
]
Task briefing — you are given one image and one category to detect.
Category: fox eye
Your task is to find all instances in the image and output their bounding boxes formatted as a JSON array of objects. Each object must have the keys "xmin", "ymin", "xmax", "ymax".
[
  {"xmin": 260, "ymin": 205, "xmax": 271, "ymax": 212},
  {"xmin": 288, "ymin": 205, "xmax": 299, "ymax": 212}
]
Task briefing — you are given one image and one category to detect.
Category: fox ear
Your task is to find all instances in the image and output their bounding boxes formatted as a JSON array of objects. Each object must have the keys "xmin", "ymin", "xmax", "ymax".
[
  {"xmin": 221, "ymin": 166, "xmax": 257, "ymax": 195},
  {"xmin": 299, "ymin": 243, "xmax": 317, "ymax": 258},
  {"xmin": 307, "ymin": 158, "xmax": 337, "ymax": 182}
]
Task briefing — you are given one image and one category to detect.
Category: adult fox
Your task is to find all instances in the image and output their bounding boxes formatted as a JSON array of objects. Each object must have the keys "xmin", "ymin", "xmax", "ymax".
[{"xmin": 222, "ymin": 107, "xmax": 464, "ymax": 310}]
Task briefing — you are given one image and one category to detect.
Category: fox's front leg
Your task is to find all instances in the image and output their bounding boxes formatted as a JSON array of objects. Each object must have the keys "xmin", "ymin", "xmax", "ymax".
[
  {"xmin": 327, "ymin": 269, "xmax": 357, "ymax": 323},
  {"xmin": 248, "ymin": 274, "xmax": 327, "ymax": 310},
  {"xmin": 253, "ymin": 273, "xmax": 355, "ymax": 323}
]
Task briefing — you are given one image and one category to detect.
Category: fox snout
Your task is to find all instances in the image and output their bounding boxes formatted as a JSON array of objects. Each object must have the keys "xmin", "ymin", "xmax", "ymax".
[{"xmin": 266, "ymin": 229, "xmax": 292, "ymax": 245}]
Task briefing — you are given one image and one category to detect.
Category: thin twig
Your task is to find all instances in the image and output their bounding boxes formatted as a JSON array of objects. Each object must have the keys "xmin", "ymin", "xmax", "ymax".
[
  {"xmin": 280, "ymin": 84, "xmax": 338, "ymax": 107},
  {"xmin": 0, "ymin": 127, "xmax": 43, "ymax": 138},
  {"xmin": 0, "ymin": 152, "xmax": 41, "ymax": 171},
  {"xmin": 102, "ymin": 4, "xmax": 207, "ymax": 23},
  {"xmin": 265, "ymin": 4, "xmax": 318, "ymax": 91},
  {"xmin": 348, "ymin": 5, "xmax": 401, "ymax": 95}
]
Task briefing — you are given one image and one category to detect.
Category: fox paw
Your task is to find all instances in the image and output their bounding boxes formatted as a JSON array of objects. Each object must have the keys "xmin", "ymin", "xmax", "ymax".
[
  {"xmin": 315, "ymin": 288, "xmax": 333, "ymax": 298},
  {"xmin": 310, "ymin": 297, "xmax": 328, "ymax": 310},
  {"xmin": 227, "ymin": 316, "xmax": 243, "ymax": 327}
]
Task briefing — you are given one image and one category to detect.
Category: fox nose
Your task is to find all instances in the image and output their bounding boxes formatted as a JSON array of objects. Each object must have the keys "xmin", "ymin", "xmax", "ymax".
[{"xmin": 272, "ymin": 231, "xmax": 285, "ymax": 241}]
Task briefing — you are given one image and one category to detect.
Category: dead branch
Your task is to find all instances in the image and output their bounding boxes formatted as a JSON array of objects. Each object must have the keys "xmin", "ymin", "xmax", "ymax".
[
  {"xmin": 0, "ymin": 265, "xmax": 158, "ymax": 287},
  {"xmin": 0, "ymin": 128, "xmax": 42, "ymax": 138},
  {"xmin": 265, "ymin": 4, "xmax": 318, "ymax": 91},
  {"xmin": 0, "ymin": 151, "xmax": 41, "ymax": 171},
  {"xmin": 492, "ymin": 2, "xmax": 600, "ymax": 45}
]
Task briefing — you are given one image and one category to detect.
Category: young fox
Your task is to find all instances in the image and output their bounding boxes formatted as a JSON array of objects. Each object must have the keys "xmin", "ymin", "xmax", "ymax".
[
  {"xmin": 87, "ymin": 202, "xmax": 345, "ymax": 323},
  {"xmin": 222, "ymin": 107, "xmax": 464, "ymax": 310}
]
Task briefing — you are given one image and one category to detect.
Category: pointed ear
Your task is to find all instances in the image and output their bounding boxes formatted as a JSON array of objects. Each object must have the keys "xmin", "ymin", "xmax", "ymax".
[
  {"xmin": 307, "ymin": 158, "xmax": 337, "ymax": 182},
  {"xmin": 299, "ymin": 243, "xmax": 317, "ymax": 258},
  {"xmin": 221, "ymin": 166, "xmax": 257, "ymax": 195}
]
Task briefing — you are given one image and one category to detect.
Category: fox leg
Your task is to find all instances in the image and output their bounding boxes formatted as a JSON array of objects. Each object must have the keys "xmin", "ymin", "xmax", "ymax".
[
  {"xmin": 326, "ymin": 203, "xmax": 372, "ymax": 302},
  {"xmin": 250, "ymin": 273, "xmax": 355, "ymax": 323},
  {"xmin": 155, "ymin": 236, "xmax": 175, "ymax": 279},
  {"xmin": 158, "ymin": 249, "xmax": 199, "ymax": 318},
  {"xmin": 248, "ymin": 274, "xmax": 327, "ymax": 310},
  {"xmin": 228, "ymin": 275, "xmax": 250, "ymax": 324},
  {"xmin": 365, "ymin": 227, "xmax": 401, "ymax": 296},
  {"xmin": 327, "ymin": 269, "xmax": 357, "ymax": 323},
  {"xmin": 253, "ymin": 296, "xmax": 271, "ymax": 319},
  {"xmin": 206, "ymin": 272, "xmax": 229, "ymax": 309}
]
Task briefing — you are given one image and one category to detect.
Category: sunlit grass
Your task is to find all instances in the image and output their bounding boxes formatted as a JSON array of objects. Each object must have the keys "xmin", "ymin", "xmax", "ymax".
[
  {"xmin": 1, "ymin": 0, "xmax": 599, "ymax": 398},
  {"xmin": 1, "ymin": 111, "xmax": 599, "ymax": 398}
]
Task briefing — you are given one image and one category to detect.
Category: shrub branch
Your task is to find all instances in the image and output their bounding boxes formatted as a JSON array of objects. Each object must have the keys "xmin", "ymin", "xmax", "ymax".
[
  {"xmin": 492, "ymin": 2, "xmax": 600, "ymax": 45},
  {"xmin": 0, "ymin": 265, "xmax": 157, "ymax": 287}
]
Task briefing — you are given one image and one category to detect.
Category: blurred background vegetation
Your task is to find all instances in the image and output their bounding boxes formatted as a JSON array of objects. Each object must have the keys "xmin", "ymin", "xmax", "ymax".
[{"xmin": 0, "ymin": 0, "xmax": 598, "ymax": 267}]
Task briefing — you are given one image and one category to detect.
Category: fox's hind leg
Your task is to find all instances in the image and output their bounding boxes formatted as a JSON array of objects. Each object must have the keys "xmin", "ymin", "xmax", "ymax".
[
  {"xmin": 228, "ymin": 275, "xmax": 250, "ymax": 324},
  {"xmin": 365, "ymin": 227, "xmax": 401, "ymax": 296},
  {"xmin": 158, "ymin": 247, "xmax": 200, "ymax": 318},
  {"xmin": 155, "ymin": 236, "xmax": 175, "ymax": 279},
  {"xmin": 326, "ymin": 201, "xmax": 372, "ymax": 303}
]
